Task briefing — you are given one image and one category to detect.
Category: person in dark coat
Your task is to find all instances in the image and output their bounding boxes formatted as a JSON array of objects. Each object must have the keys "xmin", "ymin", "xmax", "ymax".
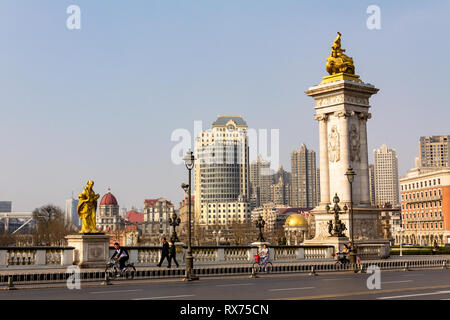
[
  {"xmin": 157, "ymin": 237, "xmax": 170, "ymax": 267},
  {"xmin": 111, "ymin": 242, "xmax": 129, "ymax": 270},
  {"xmin": 168, "ymin": 240, "xmax": 179, "ymax": 268}
]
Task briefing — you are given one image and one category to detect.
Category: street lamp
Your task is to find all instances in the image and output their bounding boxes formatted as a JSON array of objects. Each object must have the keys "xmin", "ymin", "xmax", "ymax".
[
  {"xmin": 345, "ymin": 167, "xmax": 356, "ymax": 265},
  {"xmin": 326, "ymin": 194, "xmax": 347, "ymax": 237},
  {"xmin": 182, "ymin": 149, "xmax": 198, "ymax": 281}
]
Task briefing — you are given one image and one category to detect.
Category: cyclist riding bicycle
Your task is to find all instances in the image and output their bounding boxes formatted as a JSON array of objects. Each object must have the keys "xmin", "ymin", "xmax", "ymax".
[
  {"xmin": 258, "ymin": 244, "xmax": 269, "ymax": 269},
  {"xmin": 111, "ymin": 242, "xmax": 129, "ymax": 271}
]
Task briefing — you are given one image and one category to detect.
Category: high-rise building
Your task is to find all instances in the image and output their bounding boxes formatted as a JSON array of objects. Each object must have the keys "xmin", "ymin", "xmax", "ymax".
[
  {"xmin": 419, "ymin": 135, "xmax": 450, "ymax": 168},
  {"xmin": 290, "ymin": 144, "xmax": 318, "ymax": 208},
  {"xmin": 273, "ymin": 165, "xmax": 291, "ymax": 185},
  {"xmin": 65, "ymin": 197, "xmax": 80, "ymax": 228},
  {"xmin": 250, "ymin": 155, "xmax": 273, "ymax": 207},
  {"xmin": 369, "ymin": 164, "xmax": 376, "ymax": 206},
  {"xmin": 399, "ymin": 167, "xmax": 450, "ymax": 245},
  {"xmin": 270, "ymin": 175, "xmax": 291, "ymax": 206},
  {"xmin": 194, "ymin": 115, "xmax": 251, "ymax": 227},
  {"xmin": 0, "ymin": 201, "xmax": 12, "ymax": 213},
  {"xmin": 373, "ymin": 144, "xmax": 400, "ymax": 207}
]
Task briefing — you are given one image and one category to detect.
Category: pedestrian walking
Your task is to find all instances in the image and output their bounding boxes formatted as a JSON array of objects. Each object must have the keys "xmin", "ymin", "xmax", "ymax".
[
  {"xmin": 157, "ymin": 237, "xmax": 170, "ymax": 267},
  {"xmin": 168, "ymin": 240, "xmax": 179, "ymax": 268}
]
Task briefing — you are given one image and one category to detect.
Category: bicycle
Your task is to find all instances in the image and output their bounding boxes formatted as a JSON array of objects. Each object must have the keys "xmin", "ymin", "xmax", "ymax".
[
  {"xmin": 252, "ymin": 254, "xmax": 273, "ymax": 274},
  {"xmin": 334, "ymin": 252, "xmax": 350, "ymax": 267},
  {"xmin": 105, "ymin": 258, "xmax": 136, "ymax": 279}
]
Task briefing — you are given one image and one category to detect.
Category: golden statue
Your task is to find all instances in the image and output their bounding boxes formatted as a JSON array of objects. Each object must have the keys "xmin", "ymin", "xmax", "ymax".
[
  {"xmin": 326, "ymin": 32, "xmax": 355, "ymax": 75},
  {"xmin": 77, "ymin": 180, "xmax": 100, "ymax": 233}
]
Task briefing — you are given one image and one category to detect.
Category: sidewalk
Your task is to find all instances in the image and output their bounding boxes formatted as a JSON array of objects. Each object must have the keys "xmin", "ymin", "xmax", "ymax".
[{"xmin": 1, "ymin": 255, "xmax": 449, "ymax": 275}]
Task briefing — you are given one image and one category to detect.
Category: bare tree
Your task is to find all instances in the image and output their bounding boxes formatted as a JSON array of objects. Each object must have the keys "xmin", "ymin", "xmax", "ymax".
[
  {"xmin": 32, "ymin": 204, "xmax": 71, "ymax": 246},
  {"xmin": 228, "ymin": 220, "xmax": 257, "ymax": 245},
  {"xmin": 0, "ymin": 232, "xmax": 15, "ymax": 246}
]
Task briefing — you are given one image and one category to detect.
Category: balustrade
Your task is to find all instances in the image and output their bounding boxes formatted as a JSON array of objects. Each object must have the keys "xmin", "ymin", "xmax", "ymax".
[{"xmin": 0, "ymin": 244, "xmax": 388, "ymax": 269}]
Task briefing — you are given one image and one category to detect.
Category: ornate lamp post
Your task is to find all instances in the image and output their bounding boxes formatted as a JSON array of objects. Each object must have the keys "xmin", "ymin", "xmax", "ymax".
[
  {"xmin": 326, "ymin": 193, "xmax": 347, "ymax": 237},
  {"xmin": 182, "ymin": 150, "xmax": 198, "ymax": 281},
  {"xmin": 256, "ymin": 215, "xmax": 266, "ymax": 242},
  {"xmin": 345, "ymin": 167, "xmax": 356, "ymax": 264},
  {"xmin": 168, "ymin": 211, "xmax": 181, "ymax": 243}
]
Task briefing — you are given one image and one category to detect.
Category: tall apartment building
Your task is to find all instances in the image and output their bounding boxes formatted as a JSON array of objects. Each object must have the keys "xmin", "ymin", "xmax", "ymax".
[
  {"xmin": 373, "ymin": 144, "xmax": 400, "ymax": 207},
  {"xmin": 290, "ymin": 144, "xmax": 318, "ymax": 208},
  {"xmin": 194, "ymin": 115, "xmax": 251, "ymax": 227},
  {"xmin": 399, "ymin": 167, "xmax": 450, "ymax": 245},
  {"xmin": 142, "ymin": 198, "xmax": 174, "ymax": 236},
  {"xmin": 271, "ymin": 175, "xmax": 291, "ymax": 206},
  {"xmin": 273, "ymin": 165, "xmax": 291, "ymax": 185},
  {"xmin": 250, "ymin": 155, "xmax": 273, "ymax": 208},
  {"xmin": 315, "ymin": 168, "xmax": 321, "ymax": 207},
  {"xmin": 419, "ymin": 135, "xmax": 450, "ymax": 168},
  {"xmin": 369, "ymin": 164, "xmax": 376, "ymax": 206},
  {"xmin": 65, "ymin": 197, "xmax": 80, "ymax": 228}
]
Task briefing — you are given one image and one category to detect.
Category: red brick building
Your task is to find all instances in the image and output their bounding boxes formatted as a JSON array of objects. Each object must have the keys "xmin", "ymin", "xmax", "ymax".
[{"xmin": 399, "ymin": 168, "xmax": 450, "ymax": 245}]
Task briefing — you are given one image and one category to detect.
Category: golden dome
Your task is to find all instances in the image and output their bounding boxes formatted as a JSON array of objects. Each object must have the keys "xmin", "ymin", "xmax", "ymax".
[{"xmin": 285, "ymin": 214, "xmax": 308, "ymax": 227}]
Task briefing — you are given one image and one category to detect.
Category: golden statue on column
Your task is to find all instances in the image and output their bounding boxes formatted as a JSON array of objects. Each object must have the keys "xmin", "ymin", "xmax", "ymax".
[
  {"xmin": 77, "ymin": 180, "xmax": 100, "ymax": 233},
  {"xmin": 321, "ymin": 32, "xmax": 361, "ymax": 84},
  {"xmin": 326, "ymin": 32, "xmax": 356, "ymax": 75}
]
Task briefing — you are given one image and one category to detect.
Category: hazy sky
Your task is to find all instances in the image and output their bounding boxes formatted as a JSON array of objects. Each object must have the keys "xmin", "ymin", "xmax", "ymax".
[{"xmin": 1, "ymin": 1, "xmax": 449, "ymax": 212}]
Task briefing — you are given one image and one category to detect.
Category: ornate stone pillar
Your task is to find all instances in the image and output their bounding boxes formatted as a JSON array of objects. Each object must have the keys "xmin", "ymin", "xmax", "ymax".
[
  {"xmin": 314, "ymin": 114, "xmax": 330, "ymax": 205},
  {"xmin": 358, "ymin": 112, "xmax": 371, "ymax": 205},
  {"xmin": 336, "ymin": 111, "xmax": 352, "ymax": 203}
]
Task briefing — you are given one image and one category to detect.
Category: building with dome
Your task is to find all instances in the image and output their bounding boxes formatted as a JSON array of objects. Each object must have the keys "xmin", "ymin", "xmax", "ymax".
[
  {"xmin": 283, "ymin": 213, "xmax": 314, "ymax": 245},
  {"xmin": 97, "ymin": 188, "xmax": 124, "ymax": 231}
]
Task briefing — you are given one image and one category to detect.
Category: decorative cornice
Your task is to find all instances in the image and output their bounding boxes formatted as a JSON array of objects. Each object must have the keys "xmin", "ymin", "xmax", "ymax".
[
  {"xmin": 313, "ymin": 114, "xmax": 329, "ymax": 122},
  {"xmin": 357, "ymin": 112, "xmax": 372, "ymax": 121},
  {"xmin": 335, "ymin": 110, "xmax": 354, "ymax": 118}
]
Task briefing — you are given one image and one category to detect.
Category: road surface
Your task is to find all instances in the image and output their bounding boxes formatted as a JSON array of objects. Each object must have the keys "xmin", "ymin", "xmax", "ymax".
[{"xmin": 1, "ymin": 268, "xmax": 449, "ymax": 300}]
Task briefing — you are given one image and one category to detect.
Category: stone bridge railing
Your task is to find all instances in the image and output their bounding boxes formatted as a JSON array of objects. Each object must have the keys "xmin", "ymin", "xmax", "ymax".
[
  {"xmin": 0, "ymin": 243, "xmax": 387, "ymax": 269},
  {"xmin": 0, "ymin": 247, "xmax": 74, "ymax": 268},
  {"xmin": 114, "ymin": 245, "xmax": 335, "ymax": 266}
]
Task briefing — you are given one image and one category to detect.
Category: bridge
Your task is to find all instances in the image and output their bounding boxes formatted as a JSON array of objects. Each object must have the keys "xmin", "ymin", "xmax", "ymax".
[{"xmin": 0, "ymin": 212, "xmax": 33, "ymax": 234}]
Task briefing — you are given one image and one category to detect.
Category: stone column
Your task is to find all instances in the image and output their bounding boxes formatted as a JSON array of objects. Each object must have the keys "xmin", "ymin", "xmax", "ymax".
[
  {"xmin": 358, "ymin": 112, "xmax": 371, "ymax": 205},
  {"xmin": 337, "ymin": 111, "xmax": 351, "ymax": 203},
  {"xmin": 315, "ymin": 114, "xmax": 330, "ymax": 205}
]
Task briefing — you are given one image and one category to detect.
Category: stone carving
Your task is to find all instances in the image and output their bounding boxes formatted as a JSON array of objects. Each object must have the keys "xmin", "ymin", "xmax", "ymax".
[
  {"xmin": 316, "ymin": 95, "xmax": 370, "ymax": 108},
  {"xmin": 354, "ymin": 219, "xmax": 377, "ymax": 240},
  {"xmin": 336, "ymin": 110, "xmax": 353, "ymax": 118},
  {"xmin": 313, "ymin": 113, "xmax": 329, "ymax": 122},
  {"xmin": 328, "ymin": 126, "xmax": 340, "ymax": 162},
  {"xmin": 357, "ymin": 112, "xmax": 372, "ymax": 121},
  {"xmin": 316, "ymin": 95, "xmax": 344, "ymax": 107},
  {"xmin": 349, "ymin": 124, "xmax": 360, "ymax": 162},
  {"xmin": 317, "ymin": 221, "xmax": 331, "ymax": 240}
]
